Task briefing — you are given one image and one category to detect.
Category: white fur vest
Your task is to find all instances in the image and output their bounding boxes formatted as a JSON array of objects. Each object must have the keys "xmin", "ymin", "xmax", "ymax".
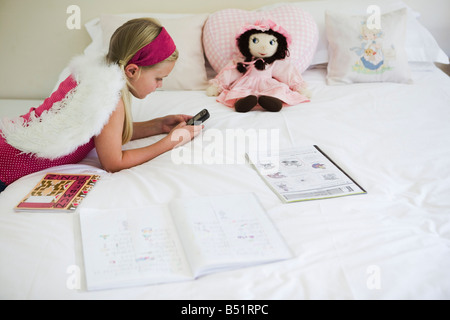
[{"xmin": 0, "ymin": 54, "xmax": 125, "ymax": 159}]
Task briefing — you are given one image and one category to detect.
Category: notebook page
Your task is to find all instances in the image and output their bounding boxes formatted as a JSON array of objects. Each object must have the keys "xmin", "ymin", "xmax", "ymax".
[
  {"xmin": 170, "ymin": 193, "xmax": 292, "ymax": 276},
  {"xmin": 79, "ymin": 206, "xmax": 192, "ymax": 290}
]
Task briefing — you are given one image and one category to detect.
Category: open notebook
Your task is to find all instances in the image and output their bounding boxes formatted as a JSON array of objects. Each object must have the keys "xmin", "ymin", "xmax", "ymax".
[{"xmin": 79, "ymin": 193, "xmax": 292, "ymax": 291}]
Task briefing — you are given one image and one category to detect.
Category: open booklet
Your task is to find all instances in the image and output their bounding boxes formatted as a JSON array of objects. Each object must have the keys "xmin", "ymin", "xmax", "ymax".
[
  {"xmin": 247, "ymin": 145, "xmax": 366, "ymax": 203},
  {"xmin": 78, "ymin": 193, "xmax": 292, "ymax": 291}
]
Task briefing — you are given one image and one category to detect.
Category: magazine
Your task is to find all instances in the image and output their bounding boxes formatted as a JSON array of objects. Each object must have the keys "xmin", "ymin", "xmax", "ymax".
[{"xmin": 14, "ymin": 173, "xmax": 100, "ymax": 212}]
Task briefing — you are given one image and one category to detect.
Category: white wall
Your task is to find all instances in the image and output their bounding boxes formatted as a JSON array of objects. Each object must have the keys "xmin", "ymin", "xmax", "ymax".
[
  {"xmin": 403, "ymin": 0, "xmax": 450, "ymax": 56},
  {"xmin": 0, "ymin": 0, "xmax": 448, "ymax": 100}
]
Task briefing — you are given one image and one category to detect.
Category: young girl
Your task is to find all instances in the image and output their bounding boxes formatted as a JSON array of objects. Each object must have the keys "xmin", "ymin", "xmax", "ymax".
[{"xmin": 0, "ymin": 18, "xmax": 202, "ymax": 193}]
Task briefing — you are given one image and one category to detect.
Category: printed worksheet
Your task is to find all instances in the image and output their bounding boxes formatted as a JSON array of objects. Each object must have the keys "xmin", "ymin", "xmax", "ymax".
[{"xmin": 247, "ymin": 145, "xmax": 366, "ymax": 202}]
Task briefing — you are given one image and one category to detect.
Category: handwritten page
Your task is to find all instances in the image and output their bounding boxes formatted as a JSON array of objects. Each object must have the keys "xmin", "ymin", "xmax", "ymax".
[
  {"xmin": 79, "ymin": 206, "xmax": 192, "ymax": 290},
  {"xmin": 170, "ymin": 193, "xmax": 292, "ymax": 276},
  {"xmin": 79, "ymin": 193, "xmax": 292, "ymax": 290}
]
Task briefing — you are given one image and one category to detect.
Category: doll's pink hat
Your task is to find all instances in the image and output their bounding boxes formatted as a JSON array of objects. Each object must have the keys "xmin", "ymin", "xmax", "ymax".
[{"xmin": 235, "ymin": 19, "xmax": 292, "ymax": 46}]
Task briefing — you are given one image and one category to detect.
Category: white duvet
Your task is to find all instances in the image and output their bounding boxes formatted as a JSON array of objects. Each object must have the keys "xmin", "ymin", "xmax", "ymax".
[{"xmin": 1, "ymin": 65, "xmax": 450, "ymax": 299}]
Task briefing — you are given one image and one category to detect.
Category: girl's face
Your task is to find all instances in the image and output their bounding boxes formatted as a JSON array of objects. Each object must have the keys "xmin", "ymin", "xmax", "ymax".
[
  {"xmin": 248, "ymin": 33, "xmax": 278, "ymax": 58},
  {"xmin": 127, "ymin": 60, "xmax": 175, "ymax": 99}
]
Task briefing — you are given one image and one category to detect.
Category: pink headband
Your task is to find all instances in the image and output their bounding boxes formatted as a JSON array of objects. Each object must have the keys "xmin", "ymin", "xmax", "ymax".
[{"xmin": 127, "ymin": 27, "xmax": 176, "ymax": 67}]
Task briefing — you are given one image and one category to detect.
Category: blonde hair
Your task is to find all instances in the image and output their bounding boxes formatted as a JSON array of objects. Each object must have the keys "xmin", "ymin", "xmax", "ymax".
[{"xmin": 106, "ymin": 18, "xmax": 178, "ymax": 144}]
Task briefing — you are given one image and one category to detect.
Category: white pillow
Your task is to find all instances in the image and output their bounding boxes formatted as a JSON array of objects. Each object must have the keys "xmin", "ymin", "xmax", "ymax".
[
  {"xmin": 260, "ymin": 0, "xmax": 449, "ymax": 65},
  {"xmin": 325, "ymin": 8, "xmax": 412, "ymax": 84},
  {"xmin": 85, "ymin": 13, "xmax": 209, "ymax": 91}
]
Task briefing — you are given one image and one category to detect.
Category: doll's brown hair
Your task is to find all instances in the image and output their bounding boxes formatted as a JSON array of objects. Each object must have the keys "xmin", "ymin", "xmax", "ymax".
[{"xmin": 236, "ymin": 29, "xmax": 289, "ymax": 74}]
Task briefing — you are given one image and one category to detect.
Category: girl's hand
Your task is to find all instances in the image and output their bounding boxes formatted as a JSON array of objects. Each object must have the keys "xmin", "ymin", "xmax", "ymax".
[
  {"xmin": 165, "ymin": 121, "xmax": 203, "ymax": 149},
  {"xmin": 159, "ymin": 114, "xmax": 193, "ymax": 134},
  {"xmin": 132, "ymin": 114, "xmax": 194, "ymax": 140}
]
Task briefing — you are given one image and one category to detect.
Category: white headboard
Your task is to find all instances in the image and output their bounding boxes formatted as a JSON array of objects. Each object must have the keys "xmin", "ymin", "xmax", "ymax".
[{"xmin": 0, "ymin": 0, "xmax": 448, "ymax": 100}]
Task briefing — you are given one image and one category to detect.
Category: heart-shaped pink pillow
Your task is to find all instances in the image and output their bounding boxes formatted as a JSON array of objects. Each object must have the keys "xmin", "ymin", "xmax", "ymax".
[{"xmin": 203, "ymin": 6, "xmax": 318, "ymax": 74}]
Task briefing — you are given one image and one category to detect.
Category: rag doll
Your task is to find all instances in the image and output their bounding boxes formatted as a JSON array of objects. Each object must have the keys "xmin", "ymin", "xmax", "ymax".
[{"xmin": 206, "ymin": 19, "xmax": 311, "ymax": 112}]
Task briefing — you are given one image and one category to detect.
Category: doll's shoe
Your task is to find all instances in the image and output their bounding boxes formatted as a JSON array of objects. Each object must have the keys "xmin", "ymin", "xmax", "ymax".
[
  {"xmin": 235, "ymin": 95, "xmax": 258, "ymax": 113},
  {"xmin": 258, "ymin": 96, "xmax": 283, "ymax": 112}
]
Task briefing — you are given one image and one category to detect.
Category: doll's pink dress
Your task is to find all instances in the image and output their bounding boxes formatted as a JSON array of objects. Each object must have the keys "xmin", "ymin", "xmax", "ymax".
[{"xmin": 212, "ymin": 58, "xmax": 309, "ymax": 108}]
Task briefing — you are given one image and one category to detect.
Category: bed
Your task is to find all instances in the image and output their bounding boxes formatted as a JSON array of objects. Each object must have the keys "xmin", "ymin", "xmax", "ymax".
[{"xmin": 1, "ymin": 0, "xmax": 450, "ymax": 300}]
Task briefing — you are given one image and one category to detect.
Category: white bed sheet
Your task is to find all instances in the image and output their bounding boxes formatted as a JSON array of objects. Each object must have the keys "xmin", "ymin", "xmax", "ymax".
[{"xmin": 1, "ymin": 65, "xmax": 450, "ymax": 300}]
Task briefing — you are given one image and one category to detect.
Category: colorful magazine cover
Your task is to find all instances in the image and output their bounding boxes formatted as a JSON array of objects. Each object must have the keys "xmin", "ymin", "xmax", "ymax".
[{"xmin": 15, "ymin": 173, "xmax": 100, "ymax": 212}]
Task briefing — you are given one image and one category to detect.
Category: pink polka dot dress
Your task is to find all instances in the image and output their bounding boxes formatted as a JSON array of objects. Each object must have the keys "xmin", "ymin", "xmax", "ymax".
[{"xmin": 0, "ymin": 76, "xmax": 95, "ymax": 187}]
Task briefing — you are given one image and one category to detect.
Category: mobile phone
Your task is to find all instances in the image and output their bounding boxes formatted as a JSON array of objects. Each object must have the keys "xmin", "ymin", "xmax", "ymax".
[{"xmin": 186, "ymin": 109, "xmax": 210, "ymax": 125}]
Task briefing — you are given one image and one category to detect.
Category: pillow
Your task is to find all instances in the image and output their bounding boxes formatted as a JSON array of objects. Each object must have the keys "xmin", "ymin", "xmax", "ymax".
[
  {"xmin": 325, "ymin": 8, "xmax": 412, "ymax": 84},
  {"xmin": 86, "ymin": 13, "xmax": 209, "ymax": 91},
  {"xmin": 203, "ymin": 5, "xmax": 318, "ymax": 74},
  {"xmin": 260, "ymin": 0, "xmax": 449, "ymax": 65}
]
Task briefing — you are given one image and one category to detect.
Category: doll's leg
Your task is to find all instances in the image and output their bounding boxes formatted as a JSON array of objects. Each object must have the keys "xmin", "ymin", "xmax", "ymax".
[
  {"xmin": 234, "ymin": 95, "xmax": 258, "ymax": 113},
  {"xmin": 258, "ymin": 96, "xmax": 283, "ymax": 112}
]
